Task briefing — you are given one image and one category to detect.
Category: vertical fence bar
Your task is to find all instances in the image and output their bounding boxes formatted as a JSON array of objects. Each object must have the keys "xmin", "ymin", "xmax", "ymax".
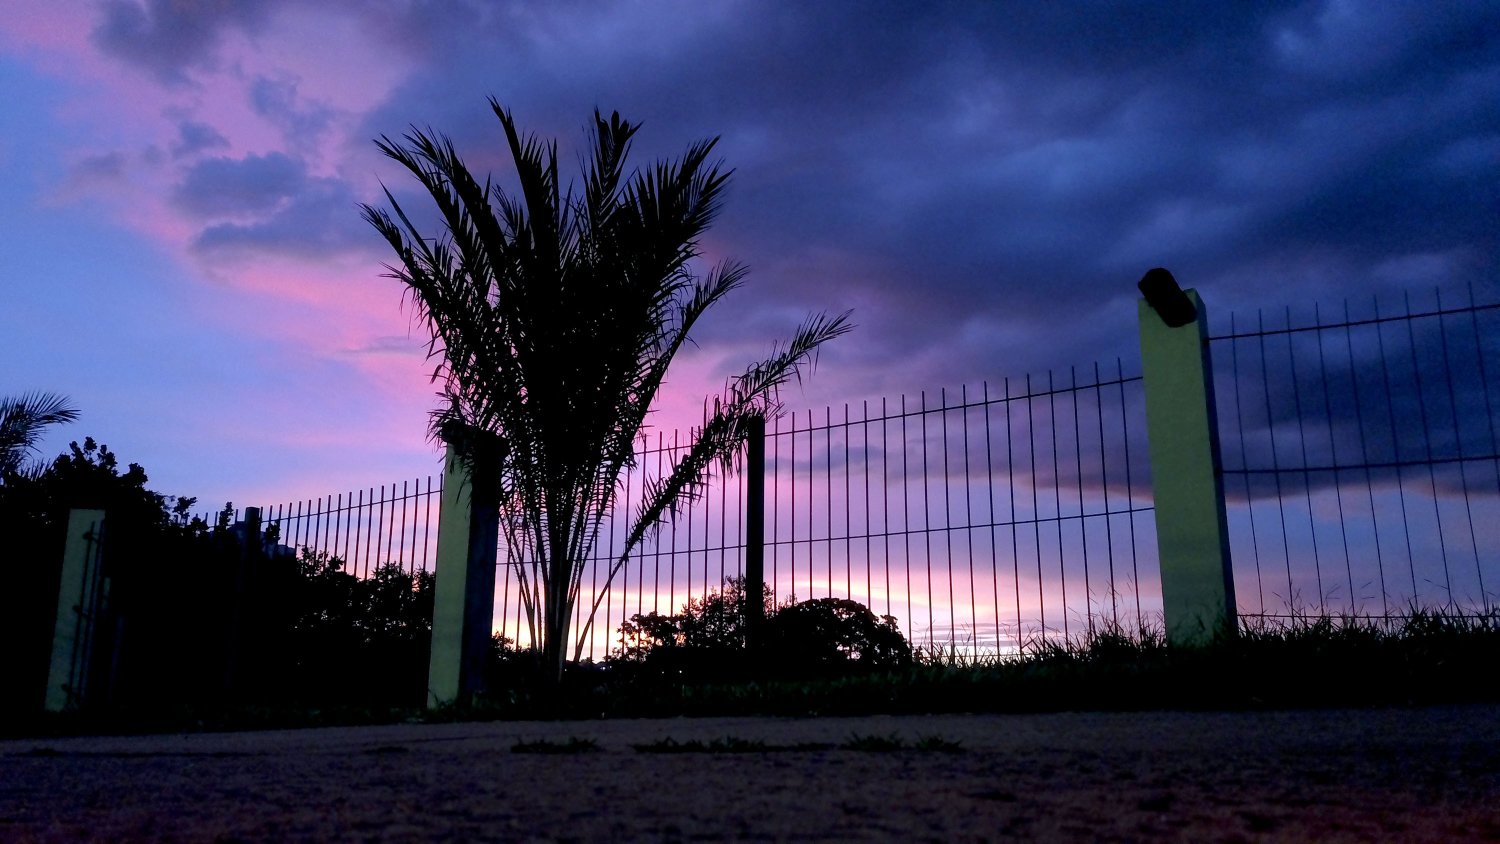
[{"xmin": 745, "ymin": 414, "xmax": 766, "ymax": 652}]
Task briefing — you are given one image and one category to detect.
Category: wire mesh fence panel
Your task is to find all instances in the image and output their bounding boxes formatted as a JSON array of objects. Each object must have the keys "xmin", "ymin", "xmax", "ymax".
[
  {"xmin": 1211, "ymin": 285, "xmax": 1500, "ymax": 623},
  {"xmin": 764, "ymin": 361, "xmax": 1157, "ymax": 659},
  {"xmin": 251, "ymin": 477, "xmax": 444, "ymax": 578},
  {"xmin": 490, "ymin": 360, "xmax": 1157, "ymax": 662},
  {"xmin": 493, "ymin": 430, "xmax": 750, "ymax": 662}
]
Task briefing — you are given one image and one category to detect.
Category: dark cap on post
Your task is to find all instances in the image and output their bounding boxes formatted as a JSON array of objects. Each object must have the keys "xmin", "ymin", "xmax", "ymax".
[{"xmin": 1138, "ymin": 267, "xmax": 1198, "ymax": 328}]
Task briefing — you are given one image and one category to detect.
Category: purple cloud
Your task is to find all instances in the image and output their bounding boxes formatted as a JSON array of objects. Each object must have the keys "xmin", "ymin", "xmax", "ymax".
[
  {"xmin": 92, "ymin": 0, "xmax": 272, "ymax": 83},
  {"xmin": 192, "ymin": 175, "xmax": 370, "ymax": 257},
  {"xmin": 172, "ymin": 152, "xmax": 305, "ymax": 218},
  {"xmin": 172, "ymin": 121, "xmax": 230, "ymax": 159}
]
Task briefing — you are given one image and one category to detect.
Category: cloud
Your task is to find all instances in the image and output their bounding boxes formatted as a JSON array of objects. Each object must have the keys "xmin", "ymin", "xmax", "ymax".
[
  {"xmin": 191, "ymin": 173, "xmax": 371, "ymax": 257},
  {"xmin": 172, "ymin": 120, "xmax": 230, "ymax": 158},
  {"xmin": 172, "ymin": 152, "xmax": 305, "ymax": 218},
  {"xmin": 354, "ymin": 1, "xmax": 1496, "ymax": 344},
  {"xmin": 327, "ymin": 1, "xmax": 1493, "ymax": 415},
  {"xmin": 71, "ymin": 150, "xmax": 127, "ymax": 181},
  {"xmin": 345, "ymin": 335, "xmax": 427, "ymax": 357},
  {"xmin": 91, "ymin": 0, "xmax": 272, "ymax": 83},
  {"xmin": 250, "ymin": 73, "xmax": 335, "ymax": 148}
]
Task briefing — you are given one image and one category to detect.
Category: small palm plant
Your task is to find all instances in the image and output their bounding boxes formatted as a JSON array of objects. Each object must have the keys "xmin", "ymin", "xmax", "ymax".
[
  {"xmin": 0, "ymin": 392, "xmax": 80, "ymax": 480},
  {"xmin": 363, "ymin": 101, "xmax": 850, "ymax": 681}
]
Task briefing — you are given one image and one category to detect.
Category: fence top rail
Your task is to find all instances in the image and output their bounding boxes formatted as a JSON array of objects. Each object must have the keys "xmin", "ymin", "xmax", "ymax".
[
  {"xmin": 765, "ymin": 369, "xmax": 1144, "ymax": 438},
  {"xmin": 1223, "ymin": 451, "xmax": 1500, "ymax": 476},
  {"xmin": 620, "ymin": 365, "xmax": 1144, "ymax": 455},
  {"xmin": 1208, "ymin": 296, "xmax": 1500, "ymax": 343},
  {"xmin": 195, "ymin": 475, "xmax": 444, "ymax": 528},
  {"xmin": 258, "ymin": 475, "xmax": 443, "ymax": 519}
]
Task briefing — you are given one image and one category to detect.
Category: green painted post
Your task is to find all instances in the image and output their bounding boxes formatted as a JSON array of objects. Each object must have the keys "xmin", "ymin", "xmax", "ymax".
[
  {"xmin": 1138, "ymin": 274, "xmax": 1236, "ymax": 647},
  {"xmin": 427, "ymin": 445, "xmax": 472, "ymax": 708},
  {"xmin": 45, "ymin": 509, "xmax": 106, "ymax": 712},
  {"xmin": 426, "ymin": 439, "xmax": 502, "ymax": 708}
]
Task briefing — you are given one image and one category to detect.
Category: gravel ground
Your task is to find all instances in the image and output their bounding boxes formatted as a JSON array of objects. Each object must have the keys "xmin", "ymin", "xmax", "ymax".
[{"xmin": 2, "ymin": 705, "xmax": 1498, "ymax": 842}]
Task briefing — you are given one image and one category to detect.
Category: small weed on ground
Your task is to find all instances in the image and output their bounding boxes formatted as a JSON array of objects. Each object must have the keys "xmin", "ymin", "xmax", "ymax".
[
  {"xmin": 912, "ymin": 735, "xmax": 965, "ymax": 753},
  {"xmin": 511, "ymin": 737, "xmax": 600, "ymax": 754},
  {"xmin": 631, "ymin": 734, "xmax": 964, "ymax": 753},
  {"xmin": 842, "ymin": 733, "xmax": 906, "ymax": 752},
  {"xmin": 632, "ymin": 737, "xmax": 833, "ymax": 753}
]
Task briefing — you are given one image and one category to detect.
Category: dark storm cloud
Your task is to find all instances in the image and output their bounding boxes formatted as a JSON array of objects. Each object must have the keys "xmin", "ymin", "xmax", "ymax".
[
  {"xmin": 349, "ymin": 0, "xmax": 1498, "ymax": 389},
  {"xmin": 92, "ymin": 0, "xmax": 272, "ymax": 83},
  {"xmin": 173, "ymin": 152, "xmax": 305, "ymax": 218}
]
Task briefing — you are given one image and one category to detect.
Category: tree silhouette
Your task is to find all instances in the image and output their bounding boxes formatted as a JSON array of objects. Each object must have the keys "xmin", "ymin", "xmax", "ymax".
[
  {"xmin": 363, "ymin": 101, "xmax": 849, "ymax": 680},
  {"xmin": 0, "ymin": 392, "xmax": 79, "ymax": 480}
]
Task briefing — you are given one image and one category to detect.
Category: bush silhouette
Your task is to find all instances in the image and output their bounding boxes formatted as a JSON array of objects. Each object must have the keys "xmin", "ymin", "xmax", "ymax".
[
  {"xmin": 4, "ymin": 437, "xmax": 436, "ymax": 714},
  {"xmin": 612, "ymin": 578, "xmax": 910, "ymax": 681},
  {"xmin": 764, "ymin": 597, "xmax": 912, "ymax": 677}
]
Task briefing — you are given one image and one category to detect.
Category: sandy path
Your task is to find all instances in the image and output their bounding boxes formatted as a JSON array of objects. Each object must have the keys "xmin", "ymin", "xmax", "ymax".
[{"xmin": 2, "ymin": 705, "xmax": 1498, "ymax": 842}]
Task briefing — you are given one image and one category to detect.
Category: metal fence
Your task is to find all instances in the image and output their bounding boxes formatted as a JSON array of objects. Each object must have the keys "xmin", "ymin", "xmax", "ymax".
[
  {"xmin": 229, "ymin": 281, "xmax": 1500, "ymax": 659},
  {"xmin": 1210, "ymin": 285, "xmax": 1500, "ymax": 623},
  {"xmin": 208, "ymin": 477, "xmax": 444, "ymax": 579},
  {"xmin": 492, "ymin": 359, "xmax": 1157, "ymax": 660},
  {"xmin": 497, "ymin": 428, "xmax": 752, "ymax": 661}
]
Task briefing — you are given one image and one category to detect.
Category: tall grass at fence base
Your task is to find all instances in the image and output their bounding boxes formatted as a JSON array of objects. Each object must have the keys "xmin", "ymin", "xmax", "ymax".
[
  {"xmin": 7, "ymin": 607, "xmax": 1497, "ymax": 735},
  {"xmin": 573, "ymin": 607, "xmax": 1500, "ymax": 718}
]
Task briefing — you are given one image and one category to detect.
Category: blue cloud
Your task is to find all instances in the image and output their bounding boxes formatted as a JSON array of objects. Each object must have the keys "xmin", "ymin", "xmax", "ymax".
[
  {"xmin": 92, "ymin": 0, "xmax": 272, "ymax": 83},
  {"xmin": 173, "ymin": 152, "xmax": 306, "ymax": 218},
  {"xmin": 173, "ymin": 121, "xmax": 230, "ymax": 159},
  {"xmin": 192, "ymin": 175, "xmax": 370, "ymax": 258}
]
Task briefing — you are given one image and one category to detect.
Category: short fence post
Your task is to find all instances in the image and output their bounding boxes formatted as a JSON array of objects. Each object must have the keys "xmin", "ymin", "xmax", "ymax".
[
  {"xmin": 1137, "ymin": 269, "xmax": 1236, "ymax": 647},
  {"xmin": 744, "ymin": 415, "xmax": 766, "ymax": 656},
  {"xmin": 45, "ymin": 509, "xmax": 106, "ymax": 712},
  {"xmin": 427, "ymin": 438, "xmax": 501, "ymax": 708}
]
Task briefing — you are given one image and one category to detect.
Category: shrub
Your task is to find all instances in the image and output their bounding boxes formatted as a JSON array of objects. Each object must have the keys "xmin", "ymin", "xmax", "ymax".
[
  {"xmin": 764, "ymin": 597, "xmax": 912, "ymax": 676},
  {"xmin": 610, "ymin": 578, "xmax": 911, "ymax": 681}
]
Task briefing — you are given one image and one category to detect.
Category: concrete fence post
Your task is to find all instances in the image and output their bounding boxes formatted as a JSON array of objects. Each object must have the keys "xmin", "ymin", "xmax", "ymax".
[
  {"xmin": 427, "ymin": 439, "xmax": 501, "ymax": 708},
  {"xmin": 45, "ymin": 509, "xmax": 106, "ymax": 712},
  {"xmin": 1137, "ymin": 269, "xmax": 1237, "ymax": 647}
]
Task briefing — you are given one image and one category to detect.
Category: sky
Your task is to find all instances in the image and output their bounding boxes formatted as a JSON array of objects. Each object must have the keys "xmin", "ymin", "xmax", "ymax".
[{"xmin": 2, "ymin": 0, "xmax": 1497, "ymax": 516}]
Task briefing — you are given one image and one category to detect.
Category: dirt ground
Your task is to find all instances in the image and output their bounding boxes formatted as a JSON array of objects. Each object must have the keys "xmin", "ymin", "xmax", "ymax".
[{"xmin": 2, "ymin": 705, "xmax": 1498, "ymax": 842}]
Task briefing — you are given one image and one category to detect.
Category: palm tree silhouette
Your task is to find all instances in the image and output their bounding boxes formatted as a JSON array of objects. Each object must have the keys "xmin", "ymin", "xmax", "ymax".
[
  {"xmin": 363, "ymin": 102, "xmax": 850, "ymax": 680},
  {"xmin": 0, "ymin": 392, "xmax": 80, "ymax": 480}
]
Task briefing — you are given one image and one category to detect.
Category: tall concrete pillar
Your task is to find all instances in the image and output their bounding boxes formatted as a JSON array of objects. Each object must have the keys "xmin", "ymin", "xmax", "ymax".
[
  {"xmin": 427, "ymin": 439, "xmax": 501, "ymax": 708},
  {"xmin": 45, "ymin": 509, "xmax": 106, "ymax": 712},
  {"xmin": 1138, "ymin": 270, "xmax": 1236, "ymax": 646}
]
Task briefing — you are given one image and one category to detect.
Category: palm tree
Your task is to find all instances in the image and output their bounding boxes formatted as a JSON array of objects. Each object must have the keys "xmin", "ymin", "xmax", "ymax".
[
  {"xmin": 0, "ymin": 392, "xmax": 80, "ymax": 480},
  {"xmin": 363, "ymin": 101, "xmax": 850, "ymax": 680}
]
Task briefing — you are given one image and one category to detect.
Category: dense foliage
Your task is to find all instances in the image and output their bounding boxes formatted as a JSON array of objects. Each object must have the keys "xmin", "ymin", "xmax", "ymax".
[
  {"xmin": 1, "ymin": 438, "xmax": 434, "ymax": 716},
  {"xmin": 0, "ymin": 437, "xmax": 210, "ymax": 716}
]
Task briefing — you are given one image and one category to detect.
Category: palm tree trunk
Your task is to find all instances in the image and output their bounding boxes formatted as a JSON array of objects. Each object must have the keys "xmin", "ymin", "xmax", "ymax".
[{"xmin": 542, "ymin": 529, "xmax": 574, "ymax": 684}]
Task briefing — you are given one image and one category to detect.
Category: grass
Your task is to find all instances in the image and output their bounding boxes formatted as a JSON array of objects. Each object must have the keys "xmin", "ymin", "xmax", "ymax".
[
  {"xmin": 511, "ymin": 737, "xmax": 600, "ymax": 754},
  {"xmin": 841, "ymin": 733, "xmax": 906, "ymax": 752},
  {"xmin": 630, "ymin": 607, "xmax": 1500, "ymax": 718},
  {"xmin": 7, "ymin": 606, "xmax": 1497, "ymax": 736},
  {"xmin": 630, "ymin": 734, "xmax": 963, "ymax": 753},
  {"xmin": 632, "ymin": 737, "xmax": 829, "ymax": 754}
]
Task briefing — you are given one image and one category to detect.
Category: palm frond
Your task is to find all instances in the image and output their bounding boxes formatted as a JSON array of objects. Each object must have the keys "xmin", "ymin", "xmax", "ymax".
[{"xmin": 0, "ymin": 392, "xmax": 80, "ymax": 477}]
